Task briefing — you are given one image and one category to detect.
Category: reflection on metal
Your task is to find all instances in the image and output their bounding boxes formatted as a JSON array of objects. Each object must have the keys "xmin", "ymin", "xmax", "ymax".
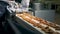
[{"xmin": 7, "ymin": 19, "xmax": 22, "ymax": 34}]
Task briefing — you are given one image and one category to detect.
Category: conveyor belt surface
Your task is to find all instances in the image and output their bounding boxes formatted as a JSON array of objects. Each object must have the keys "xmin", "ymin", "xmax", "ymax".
[{"xmin": 14, "ymin": 13, "xmax": 60, "ymax": 34}]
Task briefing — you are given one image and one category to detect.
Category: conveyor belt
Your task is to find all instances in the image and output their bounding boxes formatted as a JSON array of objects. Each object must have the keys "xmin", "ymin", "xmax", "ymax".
[{"xmin": 14, "ymin": 13, "xmax": 60, "ymax": 34}]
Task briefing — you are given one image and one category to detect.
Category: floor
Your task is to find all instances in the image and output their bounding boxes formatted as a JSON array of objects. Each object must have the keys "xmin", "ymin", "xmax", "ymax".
[{"xmin": 54, "ymin": 13, "xmax": 60, "ymax": 25}]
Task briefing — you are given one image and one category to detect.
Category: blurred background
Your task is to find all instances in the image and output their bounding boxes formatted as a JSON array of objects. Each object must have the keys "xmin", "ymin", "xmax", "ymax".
[
  {"xmin": 27, "ymin": 0, "xmax": 60, "ymax": 25},
  {"xmin": 0, "ymin": 0, "xmax": 60, "ymax": 34}
]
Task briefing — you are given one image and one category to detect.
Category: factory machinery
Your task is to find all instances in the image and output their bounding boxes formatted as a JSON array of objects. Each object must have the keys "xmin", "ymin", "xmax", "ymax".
[
  {"xmin": 4, "ymin": 10, "xmax": 60, "ymax": 34},
  {"xmin": 5, "ymin": 2, "xmax": 60, "ymax": 34},
  {"xmin": 14, "ymin": 12, "xmax": 60, "ymax": 34}
]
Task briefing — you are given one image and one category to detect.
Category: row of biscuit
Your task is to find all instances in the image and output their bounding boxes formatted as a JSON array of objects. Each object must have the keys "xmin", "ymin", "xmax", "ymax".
[
  {"xmin": 22, "ymin": 13, "xmax": 60, "ymax": 30},
  {"xmin": 16, "ymin": 13, "xmax": 60, "ymax": 34}
]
